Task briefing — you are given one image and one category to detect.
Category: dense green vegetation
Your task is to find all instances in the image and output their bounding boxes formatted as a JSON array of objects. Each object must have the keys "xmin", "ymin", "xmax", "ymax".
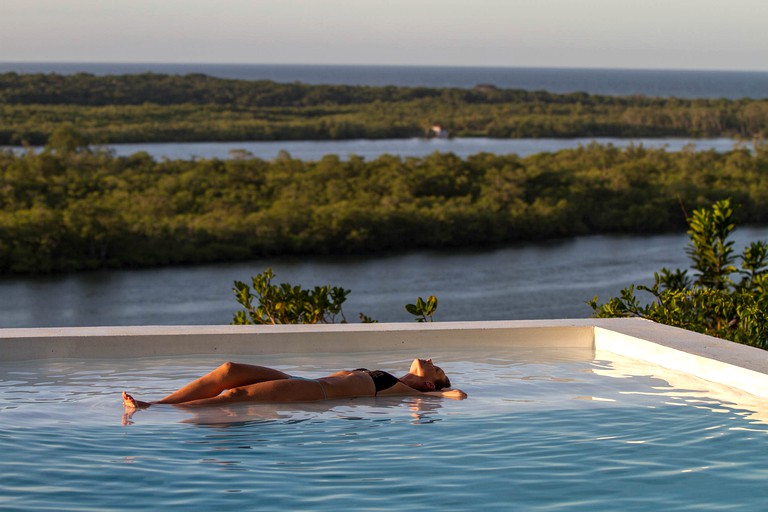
[
  {"xmin": 590, "ymin": 200, "xmax": 768, "ymax": 348},
  {"xmin": 1, "ymin": 73, "xmax": 767, "ymax": 144},
  {"xmin": 2, "ymin": 128, "xmax": 768, "ymax": 274}
]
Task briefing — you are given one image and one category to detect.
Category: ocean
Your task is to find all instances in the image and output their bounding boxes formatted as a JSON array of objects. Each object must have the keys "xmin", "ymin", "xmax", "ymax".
[{"xmin": 1, "ymin": 62, "xmax": 767, "ymax": 99}]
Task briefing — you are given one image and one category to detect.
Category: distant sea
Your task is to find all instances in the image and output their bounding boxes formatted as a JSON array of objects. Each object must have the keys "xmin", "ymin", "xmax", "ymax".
[{"xmin": 1, "ymin": 62, "xmax": 767, "ymax": 99}]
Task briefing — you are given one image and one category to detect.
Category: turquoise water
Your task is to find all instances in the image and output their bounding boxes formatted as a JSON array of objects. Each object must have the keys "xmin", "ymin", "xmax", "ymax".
[{"xmin": 2, "ymin": 349, "xmax": 768, "ymax": 511}]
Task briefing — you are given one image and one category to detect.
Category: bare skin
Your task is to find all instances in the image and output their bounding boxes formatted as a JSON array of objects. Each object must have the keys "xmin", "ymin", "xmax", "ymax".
[{"xmin": 122, "ymin": 359, "xmax": 467, "ymax": 410}]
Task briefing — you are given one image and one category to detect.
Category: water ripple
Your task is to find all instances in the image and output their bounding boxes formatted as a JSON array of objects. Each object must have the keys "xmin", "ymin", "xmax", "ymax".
[{"xmin": 2, "ymin": 350, "xmax": 768, "ymax": 510}]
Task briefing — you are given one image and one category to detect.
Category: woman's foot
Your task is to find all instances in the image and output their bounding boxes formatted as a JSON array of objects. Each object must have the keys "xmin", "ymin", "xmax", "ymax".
[{"xmin": 122, "ymin": 391, "xmax": 151, "ymax": 409}]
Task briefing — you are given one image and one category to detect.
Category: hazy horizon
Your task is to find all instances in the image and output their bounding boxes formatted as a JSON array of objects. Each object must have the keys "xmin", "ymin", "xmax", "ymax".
[
  {"xmin": 2, "ymin": 61, "xmax": 768, "ymax": 75},
  {"xmin": 2, "ymin": 1, "xmax": 767, "ymax": 73}
]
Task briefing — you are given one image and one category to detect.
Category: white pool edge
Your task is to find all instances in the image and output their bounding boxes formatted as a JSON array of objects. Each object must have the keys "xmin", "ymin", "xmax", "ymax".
[{"xmin": 2, "ymin": 318, "xmax": 767, "ymax": 398}]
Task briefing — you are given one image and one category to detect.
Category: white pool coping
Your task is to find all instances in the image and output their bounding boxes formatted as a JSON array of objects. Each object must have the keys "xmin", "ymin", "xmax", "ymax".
[{"xmin": 1, "ymin": 318, "xmax": 767, "ymax": 398}]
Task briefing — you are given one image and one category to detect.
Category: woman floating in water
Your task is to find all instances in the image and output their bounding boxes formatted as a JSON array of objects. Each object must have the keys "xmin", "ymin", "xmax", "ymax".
[{"xmin": 122, "ymin": 358, "xmax": 467, "ymax": 409}]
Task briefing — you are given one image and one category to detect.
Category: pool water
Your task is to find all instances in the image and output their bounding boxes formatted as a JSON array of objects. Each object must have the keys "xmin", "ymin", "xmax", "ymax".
[{"xmin": 2, "ymin": 347, "xmax": 768, "ymax": 511}]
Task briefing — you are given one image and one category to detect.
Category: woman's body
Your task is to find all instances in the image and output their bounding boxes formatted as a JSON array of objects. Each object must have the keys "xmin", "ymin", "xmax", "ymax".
[{"xmin": 122, "ymin": 358, "xmax": 467, "ymax": 409}]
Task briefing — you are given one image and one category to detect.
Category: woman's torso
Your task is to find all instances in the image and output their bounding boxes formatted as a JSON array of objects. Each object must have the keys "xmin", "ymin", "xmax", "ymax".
[
  {"xmin": 317, "ymin": 369, "xmax": 409, "ymax": 399},
  {"xmin": 317, "ymin": 371, "xmax": 376, "ymax": 399}
]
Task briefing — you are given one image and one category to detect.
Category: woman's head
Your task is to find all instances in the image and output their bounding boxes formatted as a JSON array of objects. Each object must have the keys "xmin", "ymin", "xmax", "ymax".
[{"xmin": 408, "ymin": 358, "xmax": 452, "ymax": 391}]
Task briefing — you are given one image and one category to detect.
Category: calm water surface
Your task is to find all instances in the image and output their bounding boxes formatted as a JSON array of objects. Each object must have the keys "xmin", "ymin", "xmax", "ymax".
[
  {"xmin": 4, "ymin": 137, "xmax": 743, "ymax": 161},
  {"xmin": 2, "ymin": 348, "xmax": 768, "ymax": 511},
  {"xmin": 3, "ymin": 227, "xmax": 768, "ymax": 328},
  {"xmin": 2, "ymin": 63, "xmax": 767, "ymax": 99},
  {"xmin": 102, "ymin": 136, "xmax": 741, "ymax": 161}
]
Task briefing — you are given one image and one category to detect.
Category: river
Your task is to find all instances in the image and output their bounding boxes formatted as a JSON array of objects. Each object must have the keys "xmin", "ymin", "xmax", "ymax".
[
  {"xmin": 102, "ymin": 137, "xmax": 743, "ymax": 161},
  {"xmin": 4, "ymin": 137, "xmax": 742, "ymax": 161},
  {"xmin": 3, "ymin": 227, "xmax": 768, "ymax": 328}
]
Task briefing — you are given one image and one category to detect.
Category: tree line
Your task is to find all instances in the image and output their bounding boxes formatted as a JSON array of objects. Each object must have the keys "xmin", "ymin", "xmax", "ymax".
[
  {"xmin": 1, "ymin": 72, "xmax": 766, "ymax": 145},
  {"xmin": 2, "ymin": 128, "xmax": 768, "ymax": 274}
]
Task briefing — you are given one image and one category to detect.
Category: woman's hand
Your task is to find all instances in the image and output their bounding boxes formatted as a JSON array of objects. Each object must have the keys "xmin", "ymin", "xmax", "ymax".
[
  {"xmin": 424, "ymin": 388, "xmax": 467, "ymax": 399},
  {"xmin": 442, "ymin": 388, "xmax": 468, "ymax": 399}
]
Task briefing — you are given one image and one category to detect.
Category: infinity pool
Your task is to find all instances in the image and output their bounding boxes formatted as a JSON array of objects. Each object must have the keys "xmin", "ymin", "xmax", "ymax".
[{"xmin": 2, "ymin": 347, "xmax": 768, "ymax": 511}]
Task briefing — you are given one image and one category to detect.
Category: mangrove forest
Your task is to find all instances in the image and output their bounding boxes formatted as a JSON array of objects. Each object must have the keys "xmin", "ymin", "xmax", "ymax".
[
  {"xmin": 1, "ymin": 72, "xmax": 767, "ymax": 145},
  {"xmin": 2, "ymin": 132, "xmax": 768, "ymax": 274}
]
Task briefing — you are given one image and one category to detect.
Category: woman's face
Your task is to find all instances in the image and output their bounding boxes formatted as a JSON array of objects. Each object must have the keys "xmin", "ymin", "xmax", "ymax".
[{"xmin": 409, "ymin": 358, "xmax": 445, "ymax": 383}]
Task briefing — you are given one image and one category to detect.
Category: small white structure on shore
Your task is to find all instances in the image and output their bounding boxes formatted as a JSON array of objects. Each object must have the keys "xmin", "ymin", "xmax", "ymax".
[{"xmin": 430, "ymin": 124, "xmax": 449, "ymax": 138}]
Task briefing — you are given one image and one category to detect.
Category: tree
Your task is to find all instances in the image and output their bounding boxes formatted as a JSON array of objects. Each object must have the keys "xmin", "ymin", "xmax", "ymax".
[
  {"xmin": 589, "ymin": 199, "xmax": 768, "ymax": 348},
  {"xmin": 45, "ymin": 124, "xmax": 89, "ymax": 155}
]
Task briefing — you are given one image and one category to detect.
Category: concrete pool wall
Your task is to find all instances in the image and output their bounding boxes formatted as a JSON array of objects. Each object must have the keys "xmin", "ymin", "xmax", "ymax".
[{"xmin": 1, "ymin": 318, "xmax": 767, "ymax": 399}]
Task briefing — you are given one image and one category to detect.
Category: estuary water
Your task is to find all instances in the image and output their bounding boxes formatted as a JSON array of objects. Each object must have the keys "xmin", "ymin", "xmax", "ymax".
[
  {"xmin": 2, "ymin": 227, "xmax": 768, "ymax": 328},
  {"xmin": 4, "ymin": 137, "xmax": 743, "ymax": 162},
  {"xmin": 104, "ymin": 136, "xmax": 742, "ymax": 161}
]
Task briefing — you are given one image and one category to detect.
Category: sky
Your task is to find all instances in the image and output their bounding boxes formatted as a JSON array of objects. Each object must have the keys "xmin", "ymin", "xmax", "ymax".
[{"xmin": 1, "ymin": 0, "xmax": 767, "ymax": 71}]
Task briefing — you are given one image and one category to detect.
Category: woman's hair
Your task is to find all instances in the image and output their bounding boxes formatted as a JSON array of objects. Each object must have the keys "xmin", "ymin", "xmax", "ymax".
[{"xmin": 433, "ymin": 366, "xmax": 451, "ymax": 390}]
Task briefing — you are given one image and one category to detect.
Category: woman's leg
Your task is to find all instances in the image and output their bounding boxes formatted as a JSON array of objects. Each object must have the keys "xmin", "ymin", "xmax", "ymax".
[
  {"xmin": 170, "ymin": 378, "xmax": 326, "ymax": 407},
  {"xmin": 155, "ymin": 362, "xmax": 292, "ymax": 404},
  {"xmin": 122, "ymin": 362, "xmax": 293, "ymax": 408}
]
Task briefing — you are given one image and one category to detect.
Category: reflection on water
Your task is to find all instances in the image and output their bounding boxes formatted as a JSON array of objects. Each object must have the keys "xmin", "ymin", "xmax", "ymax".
[
  {"xmin": 5, "ymin": 347, "xmax": 767, "ymax": 428},
  {"xmin": 593, "ymin": 351, "xmax": 768, "ymax": 426},
  {"xmin": 168, "ymin": 395, "xmax": 446, "ymax": 428}
]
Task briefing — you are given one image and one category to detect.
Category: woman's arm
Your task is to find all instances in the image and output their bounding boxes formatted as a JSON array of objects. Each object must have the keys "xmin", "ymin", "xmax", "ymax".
[
  {"xmin": 377, "ymin": 382, "xmax": 468, "ymax": 399},
  {"xmin": 422, "ymin": 389, "xmax": 468, "ymax": 400}
]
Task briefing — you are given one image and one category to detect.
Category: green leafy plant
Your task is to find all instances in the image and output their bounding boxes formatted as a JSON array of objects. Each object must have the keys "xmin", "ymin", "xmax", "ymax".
[
  {"xmin": 232, "ymin": 268, "xmax": 444, "ymax": 325},
  {"xmin": 589, "ymin": 199, "xmax": 768, "ymax": 348},
  {"xmin": 358, "ymin": 313, "xmax": 379, "ymax": 323},
  {"xmin": 232, "ymin": 270, "xmax": 443, "ymax": 324},
  {"xmin": 232, "ymin": 268, "xmax": 350, "ymax": 325},
  {"xmin": 405, "ymin": 295, "xmax": 438, "ymax": 322}
]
